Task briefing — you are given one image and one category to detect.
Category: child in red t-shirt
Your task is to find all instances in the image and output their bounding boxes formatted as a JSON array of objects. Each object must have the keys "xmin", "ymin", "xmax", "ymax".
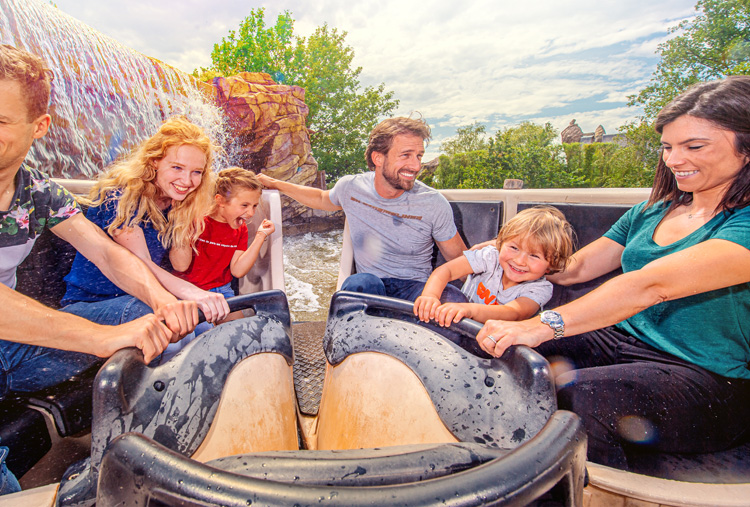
[{"xmin": 170, "ymin": 167, "xmax": 275, "ymax": 333}]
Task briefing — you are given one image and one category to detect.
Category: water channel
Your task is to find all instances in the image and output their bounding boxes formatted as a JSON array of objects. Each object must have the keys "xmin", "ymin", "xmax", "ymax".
[{"xmin": 282, "ymin": 228, "xmax": 344, "ymax": 322}]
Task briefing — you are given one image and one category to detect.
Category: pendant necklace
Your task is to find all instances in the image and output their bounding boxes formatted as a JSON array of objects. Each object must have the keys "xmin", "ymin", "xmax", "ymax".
[{"xmin": 686, "ymin": 207, "xmax": 711, "ymax": 219}]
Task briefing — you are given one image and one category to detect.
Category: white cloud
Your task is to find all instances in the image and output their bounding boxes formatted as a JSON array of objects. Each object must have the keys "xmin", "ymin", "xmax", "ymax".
[{"xmin": 41, "ymin": 0, "xmax": 694, "ymax": 158}]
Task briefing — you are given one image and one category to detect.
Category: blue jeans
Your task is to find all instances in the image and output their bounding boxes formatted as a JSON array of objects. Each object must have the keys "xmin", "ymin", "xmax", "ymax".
[
  {"xmin": 0, "ymin": 340, "xmax": 99, "ymax": 397},
  {"xmin": 0, "ymin": 447, "xmax": 20, "ymax": 496},
  {"xmin": 61, "ymin": 295, "xmax": 152, "ymax": 325},
  {"xmin": 340, "ymin": 273, "xmax": 468, "ymax": 303},
  {"xmin": 0, "ymin": 295, "xmax": 144, "ymax": 396}
]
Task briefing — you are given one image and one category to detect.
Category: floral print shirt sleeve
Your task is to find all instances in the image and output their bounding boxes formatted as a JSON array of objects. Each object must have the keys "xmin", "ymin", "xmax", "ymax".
[{"xmin": 0, "ymin": 166, "xmax": 81, "ymax": 288}]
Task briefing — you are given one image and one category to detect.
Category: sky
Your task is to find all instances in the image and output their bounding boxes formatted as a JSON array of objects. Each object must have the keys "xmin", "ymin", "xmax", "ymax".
[{"xmin": 50, "ymin": 0, "xmax": 697, "ymax": 161}]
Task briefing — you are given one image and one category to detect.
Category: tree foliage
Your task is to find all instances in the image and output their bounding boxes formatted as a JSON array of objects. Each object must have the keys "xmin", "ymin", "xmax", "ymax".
[
  {"xmin": 421, "ymin": 151, "xmax": 496, "ymax": 189},
  {"xmin": 198, "ymin": 8, "xmax": 399, "ymax": 182},
  {"xmin": 422, "ymin": 121, "xmax": 658, "ymax": 190},
  {"xmin": 489, "ymin": 122, "xmax": 578, "ymax": 188},
  {"xmin": 629, "ymin": 0, "xmax": 750, "ymax": 120},
  {"xmin": 441, "ymin": 122, "xmax": 488, "ymax": 156}
]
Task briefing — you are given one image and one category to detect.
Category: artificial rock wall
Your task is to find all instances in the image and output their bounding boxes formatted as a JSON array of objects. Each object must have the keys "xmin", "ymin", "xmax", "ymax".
[{"xmin": 200, "ymin": 73, "xmax": 323, "ymax": 223}]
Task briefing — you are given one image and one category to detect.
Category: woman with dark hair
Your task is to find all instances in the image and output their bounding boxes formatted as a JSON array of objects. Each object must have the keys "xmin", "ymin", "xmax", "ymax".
[{"xmin": 476, "ymin": 76, "xmax": 750, "ymax": 470}]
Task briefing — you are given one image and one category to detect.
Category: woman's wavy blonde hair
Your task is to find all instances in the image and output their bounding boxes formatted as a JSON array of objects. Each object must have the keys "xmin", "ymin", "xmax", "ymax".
[{"xmin": 82, "ymin": 116, "xmax": 217, "ymax": 249}]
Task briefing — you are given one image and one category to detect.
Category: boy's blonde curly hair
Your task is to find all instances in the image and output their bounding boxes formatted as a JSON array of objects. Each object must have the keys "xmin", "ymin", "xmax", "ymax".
[{"xmin": 495, "ymin": 206, "xmax": 575, "ymax": 274}]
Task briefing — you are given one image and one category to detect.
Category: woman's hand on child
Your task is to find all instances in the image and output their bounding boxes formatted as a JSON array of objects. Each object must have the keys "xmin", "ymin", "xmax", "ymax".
[
  {"xmin": 413, "ymin": 295, "xmax": 441, "ymax": 322},
  {"xmin": 434, "ymin": 303, "xmax": 470, "ymax": 327}
]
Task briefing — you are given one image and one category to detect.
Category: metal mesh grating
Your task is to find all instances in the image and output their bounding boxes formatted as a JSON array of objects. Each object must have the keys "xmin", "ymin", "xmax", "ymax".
[{"xmin": 292, "ymin": 322, "xmax": 327, "ymax": 416}]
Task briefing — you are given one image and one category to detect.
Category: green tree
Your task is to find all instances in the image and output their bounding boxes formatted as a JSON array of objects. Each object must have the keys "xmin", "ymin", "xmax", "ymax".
[
  {"xmin": 630, "ymin": 0, "xmax": 750, "ymax": 120},
  {"xmin": 426, "ymin": 151, "xmax": 498, "ymax": 189},
  {"xmin": 425, "ymin": 121, "xmax": 658, "ymax": 190},
  {"xmin": 489, "ymin": 122, "xmax": 583, "ymax": 188},
  {"xmin": 199, "ymin": 9, "xmax": 399, "ymax": 182},
  {"xmin": 441, "ymin": 122, "xmax": 488, "ymax": 156},
  {"xmin": 561, "ymin": 140, "xmax": 656, "ymax": 188},
  {"xmin": 562, "ymin": 143, "xmax": 619, "ymax": 187},
  {"xmin": 612, "ymin": 122, "xmax": 661, "ymax": 187},
  {"xmin": 427, "ymin": 122, "xmax": 582, "ymax": 189},
  {"xmin": 201, "ymin": 9, "xmax": 297, "ymax": 80}
]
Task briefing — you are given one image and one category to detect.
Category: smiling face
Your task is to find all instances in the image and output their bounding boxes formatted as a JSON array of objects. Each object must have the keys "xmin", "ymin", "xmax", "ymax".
[
  {"xmin": 372, "ymin": 133, "xmax": 424, "ymax": 197},
  {"xmin": 497, "ymin": 235, "xmax": 551, "ymax": 288},
  {"xmin": 215, "ymin": 188, "xmax": 261, "ymax": 229},
  {"xmin": 0, "ymin": 79, "xmax": 50, "ymax": 176},
  {"xmin": 153, "ymin": 144, "xmax": 206, "ymax": 208},
  {"xmin": 660, "ymin": 115, "xmax": 748, "ymax": 199}
]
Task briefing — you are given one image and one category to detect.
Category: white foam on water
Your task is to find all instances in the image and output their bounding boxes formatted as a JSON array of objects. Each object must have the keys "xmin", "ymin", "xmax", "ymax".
[
  {"xmin": 285, "ymin": 273, "xmax": 321, "ymax": 308},
  {"xmin": 283, "ymin": 228, "xmax": 343, "ymax": 322}
]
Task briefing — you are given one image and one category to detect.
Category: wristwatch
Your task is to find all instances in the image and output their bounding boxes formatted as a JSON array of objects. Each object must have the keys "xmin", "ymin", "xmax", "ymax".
[{"xmin": 540, "ymin": 310, "xmax": 565, "ymax": 340}]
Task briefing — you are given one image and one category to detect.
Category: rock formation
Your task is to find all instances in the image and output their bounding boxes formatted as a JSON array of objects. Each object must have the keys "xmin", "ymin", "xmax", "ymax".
[
  {"xmin": 199, "ymin": 73, "xmax": 321, "ymax": 224},
  {"xmin": 201, "ymin": 72, "xmax": 318, "ymax": 184}
]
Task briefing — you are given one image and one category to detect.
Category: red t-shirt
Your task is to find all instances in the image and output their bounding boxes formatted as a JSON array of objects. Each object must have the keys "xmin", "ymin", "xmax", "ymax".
[{"xmin": 176, "ymin": 216, "xmax": 248, "ymax": 290}]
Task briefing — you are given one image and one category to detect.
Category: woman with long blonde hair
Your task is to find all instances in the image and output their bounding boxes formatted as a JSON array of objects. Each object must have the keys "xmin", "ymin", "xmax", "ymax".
[{"xmin": 61, "ymin": 116, "xmax": 229, "ymax": 330}]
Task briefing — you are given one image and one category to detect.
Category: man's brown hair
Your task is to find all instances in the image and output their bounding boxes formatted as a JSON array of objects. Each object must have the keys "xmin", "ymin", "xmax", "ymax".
[
  {"xmin": 0, "ymin": 44, "xmax": 53, "ymax": 120},
  {"xmin": 365, "ymin": 116, "xmax": 431, "ymax": 170}
]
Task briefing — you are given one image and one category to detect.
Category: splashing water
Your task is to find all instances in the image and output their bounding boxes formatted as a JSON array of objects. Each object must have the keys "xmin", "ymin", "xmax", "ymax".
[
  {"xmin": 0, "ymin": 0, "xmax": 233, "ymax": 178},
  {"xmin": 283, "ymin": 229, "xmax": 343, "ymax": 322},
  {"xmin": 3, "ymin": 0, "xmax": 338, "ymax": 321}
]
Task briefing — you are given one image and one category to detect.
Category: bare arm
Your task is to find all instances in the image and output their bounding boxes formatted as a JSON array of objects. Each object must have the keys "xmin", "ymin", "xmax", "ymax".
[
  {"xmin": 258, "ymin": 173, "xmax": 341, "ymax": 212},
  {"xmin": 52, "ymin": 213, "xmax": 176, "ymax": 310},
  {"xmin": 0, "ymin": 283, "xmax": 187, "ymax": 363},
  {"xmin": 230, "ymin": 220, "xmax": 275, "ymax": 278},
  {"xmin": 435, "ymin": 297, "xmax": 541, "ymax": 326},
  {"xmin": 546, "ymin": 236, "xmax": 624, "ymax": 286},
  {"xmin": 436, "ymin": 232, "xmax": 467, "ymax": 262},
  {"xmin": 169, "ymin": 243, "xmax": 194, "ymax": 272},
  {"xmin": 477, "ymin": 238, "xmax": 750, "ymax": 357},
  {"xmin": 414, "ymin": 255, "xmax": 472, "ymax": 322},
  {"xmin": 112, "ymin": 226, "xmax": 230, "ymax": 324}
]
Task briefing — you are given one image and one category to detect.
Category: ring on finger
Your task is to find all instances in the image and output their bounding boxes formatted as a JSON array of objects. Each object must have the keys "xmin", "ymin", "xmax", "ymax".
[{"xmin": 487, "ymin": 335, "xmax": 497, "ymax": 344}]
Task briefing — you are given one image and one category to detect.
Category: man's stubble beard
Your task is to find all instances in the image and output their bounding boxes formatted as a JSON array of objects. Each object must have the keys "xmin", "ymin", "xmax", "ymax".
[{"xmin": 381, "ymin": 158, "xmax": 415, "ymax": 192}]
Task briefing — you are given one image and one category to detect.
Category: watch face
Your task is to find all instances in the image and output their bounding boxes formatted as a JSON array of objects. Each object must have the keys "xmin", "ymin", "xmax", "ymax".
[{"xmin": 542, "ymin": 311, "xmax": 563, "ymax": 328}]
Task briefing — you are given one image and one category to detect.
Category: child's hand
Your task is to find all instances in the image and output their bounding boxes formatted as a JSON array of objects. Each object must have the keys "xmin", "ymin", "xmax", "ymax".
[
  {"xmin": 257, "ymin": 219, "xmax": 275, "ymax": 238},
  {"xmin": 413, "ymin": 295, "xmax": 441, "ymax": 322},
  {"xmin": 434, "ymin": 303, "xmax": 470, "ymax": 327}
]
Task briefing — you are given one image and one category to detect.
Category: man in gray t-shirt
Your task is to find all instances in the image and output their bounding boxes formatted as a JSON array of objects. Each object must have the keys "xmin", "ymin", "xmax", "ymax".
[{"xmin": 258, "ymin": 117, "xmax": 467, "ymax": 302}]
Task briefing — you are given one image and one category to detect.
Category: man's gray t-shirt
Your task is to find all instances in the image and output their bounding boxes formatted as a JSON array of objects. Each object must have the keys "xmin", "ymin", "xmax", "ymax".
[
  {"xmin": 461, "ymin": 245, "xmax": 552, "ymax": 308},
  {"xmin": 329, "ymin": 172, "xmax": 457, "ymax": 281}
]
